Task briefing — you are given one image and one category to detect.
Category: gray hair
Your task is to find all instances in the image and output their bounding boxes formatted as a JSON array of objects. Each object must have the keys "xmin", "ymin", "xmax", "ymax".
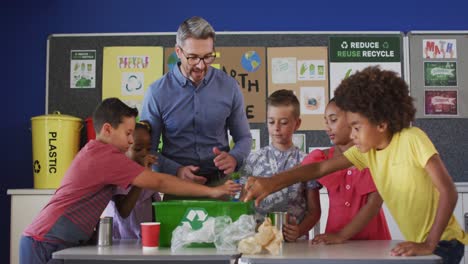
[{"xmin": 176, "ymin": 16, "xmax": 216, "ymax": 47}]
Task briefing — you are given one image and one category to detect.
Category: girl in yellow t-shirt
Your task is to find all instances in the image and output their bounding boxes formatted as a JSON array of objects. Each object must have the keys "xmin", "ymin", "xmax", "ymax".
[{"xmin": 244, "ymin": 66, "xmax": 466, "ymax": 264}]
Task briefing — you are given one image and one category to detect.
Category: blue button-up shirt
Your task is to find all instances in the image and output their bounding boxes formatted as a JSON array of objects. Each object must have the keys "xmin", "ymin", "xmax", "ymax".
[{"xmin": 140, "ymin": 63, "xmax": 252, "ymax": 176}]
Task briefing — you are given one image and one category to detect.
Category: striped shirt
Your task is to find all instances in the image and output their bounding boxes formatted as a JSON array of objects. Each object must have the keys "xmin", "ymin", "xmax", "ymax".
[{"xmin": 23, "ymin": 140, "xmax": 144, "ymax": 244}]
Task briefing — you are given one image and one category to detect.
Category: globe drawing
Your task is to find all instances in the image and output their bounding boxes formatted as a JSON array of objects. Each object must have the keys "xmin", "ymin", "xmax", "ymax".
[
  {"xmin": 241, "ymin": 51, "xmax": 261, "ymax": 72},
  {"xmin": 167, "ymin": 52, "xmax": 179, "ymax": 71}
]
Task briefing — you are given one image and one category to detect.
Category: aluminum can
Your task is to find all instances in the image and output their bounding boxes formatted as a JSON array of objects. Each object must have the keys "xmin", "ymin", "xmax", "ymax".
[
  {"xmin": 98, "ymin": 216, "xmax": 113, "ymax": 246},
  {"xmin": 268, "ymin": 211, "xmax": 288, "ymax": 233}
]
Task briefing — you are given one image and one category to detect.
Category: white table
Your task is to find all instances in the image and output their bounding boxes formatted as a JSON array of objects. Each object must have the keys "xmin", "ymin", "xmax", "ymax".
[
  {"xmin": 52, "ymin": 240, "xmax": 441, "ymax": 264},
  {"xmin": 52, "ymin": 240, "xmax": 238, "ymax": 263},
  {"xmin": 240, "ymin": 240, "xmax": 442, "ymax": 264}
]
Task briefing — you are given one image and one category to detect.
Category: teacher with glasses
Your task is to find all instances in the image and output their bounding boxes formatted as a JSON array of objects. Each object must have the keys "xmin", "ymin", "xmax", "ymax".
[{"xmin": 141, "ymin": 16, "xmax": 252, "ymax": 200}]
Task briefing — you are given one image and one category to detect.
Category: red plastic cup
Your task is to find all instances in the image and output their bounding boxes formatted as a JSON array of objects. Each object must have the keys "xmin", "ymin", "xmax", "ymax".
[{"xmin": 141, "ymin": 222, "xmax": 160, "ymax": 249}]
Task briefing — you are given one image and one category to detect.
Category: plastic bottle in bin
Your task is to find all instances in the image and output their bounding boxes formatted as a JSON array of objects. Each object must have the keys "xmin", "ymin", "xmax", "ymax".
[{"xmin": 230, "ymin": 172, "xmax": 241, "ymax": 201}]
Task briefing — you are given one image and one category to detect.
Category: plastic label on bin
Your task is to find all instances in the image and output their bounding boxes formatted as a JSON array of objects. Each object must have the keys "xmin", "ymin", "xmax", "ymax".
[{"xmin": 181, "ymin": 208, "xmax": 208, "ymax": 230}]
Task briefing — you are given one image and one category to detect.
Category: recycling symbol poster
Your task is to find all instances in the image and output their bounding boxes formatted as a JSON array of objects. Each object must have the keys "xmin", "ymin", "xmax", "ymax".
[{"xmin": 329, "ymin": 36, "xmax": 402, "ymax": 97}]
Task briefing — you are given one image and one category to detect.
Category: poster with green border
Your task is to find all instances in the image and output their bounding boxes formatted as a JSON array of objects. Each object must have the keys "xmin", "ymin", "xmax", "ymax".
[{"xmin": 424, "ymin": 61, "xmax": 457, "ymax": 86}]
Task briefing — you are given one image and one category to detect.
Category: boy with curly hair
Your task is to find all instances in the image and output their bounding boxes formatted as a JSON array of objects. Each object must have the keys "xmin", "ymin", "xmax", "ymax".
[{"xmin": 244, "ymin": 66, "xmax": 467, "ymax": 264}]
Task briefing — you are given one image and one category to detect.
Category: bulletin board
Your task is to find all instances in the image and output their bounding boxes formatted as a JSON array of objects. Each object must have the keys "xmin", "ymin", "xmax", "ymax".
[
  {"xmin": 46, "ymin": 32, "xmax": 405, "ymax": 170},
  {"xmin": 408, "ymin": 31, "xmax": 468, "ymax": 182}
]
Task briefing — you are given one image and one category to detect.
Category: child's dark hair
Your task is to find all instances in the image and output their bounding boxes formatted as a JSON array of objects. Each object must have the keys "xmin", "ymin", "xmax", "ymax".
[
  {"xmin": 334, "ymin": 66, "xmax": 415, "ymax": 134},
  {"xmin": 92, "ymin": 98, "xmax": 138, "ymax": 132},
  {"xmin": 267, "ymin": 89, "xmax": 300, "ymax": 118},
  {"xmin": 136, "ymin": 120, "xmax": 152, "ymax": 134}
]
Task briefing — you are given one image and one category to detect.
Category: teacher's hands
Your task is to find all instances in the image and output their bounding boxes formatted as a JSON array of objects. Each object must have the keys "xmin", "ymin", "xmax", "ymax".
[
  {"xmin": 176, "ymin": 165, "xmax": 207, "ymax": 184},
  {"xmin": 213, "ymin": 147, "xmax": 237, "ymax": 174}
]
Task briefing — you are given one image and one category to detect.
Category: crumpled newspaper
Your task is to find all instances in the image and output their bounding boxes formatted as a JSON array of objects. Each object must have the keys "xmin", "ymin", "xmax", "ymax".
[
  {"xmin": 238, "ymin": 217, "xmax": 283, "ymax": 255},
  {"xmin": 171, "ymin": 214, "xmax": 256, "ymax": 252}
]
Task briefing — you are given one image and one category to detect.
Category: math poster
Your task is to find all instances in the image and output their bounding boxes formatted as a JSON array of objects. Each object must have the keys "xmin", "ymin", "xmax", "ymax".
[
  {"xmin": 102, "ymin": 47, "xmax": 163, "ymax": 114},
  {"xmin": 422, "ymin": 39, "xmax": 457, "ymax": 59}
]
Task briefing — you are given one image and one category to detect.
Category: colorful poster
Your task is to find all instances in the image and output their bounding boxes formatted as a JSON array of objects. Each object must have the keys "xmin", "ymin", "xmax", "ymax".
[
  {"xmin": 268, "ymin": 47, "xmax": 329, "ymax": 130},
  {"xmin": 423, "ymin": 39, "xmax": 457, "ymax": 59},
  {"xmin": 297, "ymin": 60, "xmax": 326, "ymax": 81},
  {"xmin": 102, "ymin": 47, "xmax": 163, "ymax": 114},
  {"xmin": 329, "ymin": 36, "xmax": 402, "ymax": 97},
  {"xmin": 425, "ymin": 90, "xmax": 458, "ymax": 116},
  {"xmin": 424, "ymin": 62, "xmax": 457, "ymax": 86},
  {"xmin": 70, "ymin": 50, "xmax": 96, "ymax": 89},
  {"xmin": 300, "ymin": 87, "xmax": 326, "ymax": 115},
  {"xmin": 216, "ymin": 47, "xmax": 266, "ymax": 123}
]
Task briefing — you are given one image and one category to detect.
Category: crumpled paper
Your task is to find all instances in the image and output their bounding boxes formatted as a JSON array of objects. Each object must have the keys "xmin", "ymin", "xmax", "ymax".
[{"xmin": 238, "ymin": 217, "xmax": 283, "ymax": 255}]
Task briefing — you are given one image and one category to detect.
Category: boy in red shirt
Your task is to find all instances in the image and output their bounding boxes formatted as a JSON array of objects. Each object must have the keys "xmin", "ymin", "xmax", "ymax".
[{"xmin": 20, "ymin": 98, "xmax": 240, "ymax": 264}]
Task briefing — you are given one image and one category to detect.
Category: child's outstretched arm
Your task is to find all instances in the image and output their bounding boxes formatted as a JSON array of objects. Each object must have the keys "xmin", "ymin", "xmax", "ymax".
[
  {"xmin": 132, "ymin": 169, "xmax": 241, "ymax": 199},
  {"xmin": 312, "ymin": 191, "xmax": 383, "ymax": 244},
  {"xmin": 283, "ymin": 188, "xmax": 321, "ymax": 242},
  {"xmin": 244, "ymin": 155, "xmax": 352, "ymax": 206},
  {"xmin": 114, "ymin": 154, "xmax": 158, "ymax": 218},
  {"xmin": 113, "ymin": 187, "xmax": 143, "ymax": 218},
  {"xmin": 391, "ymin": 154, "xmax": 457, "ymax": 256}
]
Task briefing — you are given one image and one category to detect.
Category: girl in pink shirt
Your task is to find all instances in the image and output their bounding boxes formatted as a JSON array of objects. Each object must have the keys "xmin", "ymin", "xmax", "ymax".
[{"xmin": 302, "ymin": 99, "xmax": 391, "ymax": 243}]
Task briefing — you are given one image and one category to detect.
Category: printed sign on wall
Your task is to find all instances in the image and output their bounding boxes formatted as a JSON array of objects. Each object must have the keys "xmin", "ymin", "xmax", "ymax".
[
  {"xmin": 329, "ymin": 36, "xmax": 402, "ymax": 97},
  {"xmin": 70, "ymin": 50, "xmax": 96, "ymax": 89},
  {"xmin": 102, "ymin": 47, "xmax": 163, "ymax": 115}
]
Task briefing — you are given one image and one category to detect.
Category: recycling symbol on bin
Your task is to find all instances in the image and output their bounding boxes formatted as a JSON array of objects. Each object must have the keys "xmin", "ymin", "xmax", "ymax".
[
  {"xmin": 33, "ymin": 160, "xmax": 41, "ymax": 174},
  {"xmin": 180, "ymin": 208, "xmax": 208, "ymax": 230}
]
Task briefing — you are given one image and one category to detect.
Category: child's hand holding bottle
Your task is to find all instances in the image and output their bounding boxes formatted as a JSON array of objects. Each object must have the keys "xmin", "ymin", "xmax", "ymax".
[{"xmin": 210, "ymin": 180, "xmax": 242, "ymax": 199}]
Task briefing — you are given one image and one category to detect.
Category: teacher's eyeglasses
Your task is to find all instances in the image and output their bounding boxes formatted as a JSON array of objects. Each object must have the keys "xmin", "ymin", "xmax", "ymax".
[{"xmin": 179, "ymin": 47, "xmax": 216, "ymax": 66}]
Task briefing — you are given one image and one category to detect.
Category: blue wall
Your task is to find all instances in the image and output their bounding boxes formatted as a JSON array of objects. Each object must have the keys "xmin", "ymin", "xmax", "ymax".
[{"xmin": 2, "ymin": 0, "xmax": 467, "ymax": 262}]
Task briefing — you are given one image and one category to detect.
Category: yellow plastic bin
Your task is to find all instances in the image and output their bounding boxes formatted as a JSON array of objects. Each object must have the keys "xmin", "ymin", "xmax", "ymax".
[{"xmin": 31, "ymin": 112, "xmax": 82, "ymax": 188}]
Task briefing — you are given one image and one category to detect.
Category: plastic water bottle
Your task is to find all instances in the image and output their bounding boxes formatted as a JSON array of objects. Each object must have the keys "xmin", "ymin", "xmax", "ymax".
[{"xmin": 231, "ymin": 172, "xmax": 241, "ymax": 201}]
